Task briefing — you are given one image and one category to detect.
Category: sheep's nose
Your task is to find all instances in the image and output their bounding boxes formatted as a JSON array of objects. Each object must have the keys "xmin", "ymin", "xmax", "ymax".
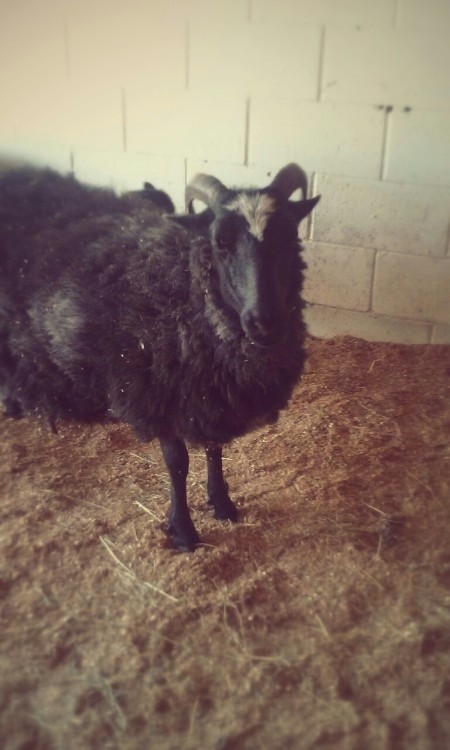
[{"xmin": 241, "ymin": 310, "xmax": 284, "ymax": 347}]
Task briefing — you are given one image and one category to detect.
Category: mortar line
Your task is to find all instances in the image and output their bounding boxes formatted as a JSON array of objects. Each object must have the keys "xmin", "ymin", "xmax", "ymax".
[
  {"xmin": 307, "ymin": 172, "xmax": 318, "ymax": 240},
  {"xmin": 182, "ymin": 158, "xmax": 187, "ymax": 212},
  {"xmin": 371, "ymin": 251, "xmax": 383, "ymax": 315},
  {"xmin": 368, "ymin": 250, "xmax": 377, "ymax": 312},
  {"xmin": 311, "ymin": 171, "xmax": 318, "ymax": 199},
  {"xmin": 379, "ymin": 108, "xmax": 393, "ymax": 181},
  {"xmin": 244, "ymin": 97, "xmax": 251, "ymax": 166},
  {"xmin": 63, "ymin": 12, "xmax": 70, "ymax": 79},
  {"xmin": 394, "ymin": 0, "xmax": 401, "ymax": 28},
  {"xmin": 317, "ymin": 26, "xmax": 326, "ymax": 101},
  {"xmin": 121, "ymin": 88, "xmax": 127, "ymax": 152},
  {"xmin": 185, "ymin": 19, "xmax": 190, "ymax": 90}
]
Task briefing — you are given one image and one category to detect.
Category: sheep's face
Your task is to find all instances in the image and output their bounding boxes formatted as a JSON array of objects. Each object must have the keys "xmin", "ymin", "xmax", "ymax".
[
  {"xmin": 210, "ymin": 191, "xmax": 310, "ymax": 348},
  {"xmin": 174, "ymin": 165, "xmax": 320, "ymax": 347}
]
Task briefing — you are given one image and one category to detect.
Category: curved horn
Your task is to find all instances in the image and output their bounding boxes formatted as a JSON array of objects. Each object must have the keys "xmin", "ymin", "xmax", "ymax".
[
  {"xmin": 269, "ymin": 163, "xmax": 309, "ymax": 200},
  {"xmin": 185, "ymin": 174, "xmax": 228, "ymax": 213}
]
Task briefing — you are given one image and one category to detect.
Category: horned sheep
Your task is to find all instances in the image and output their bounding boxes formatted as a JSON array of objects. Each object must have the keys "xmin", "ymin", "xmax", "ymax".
[{"xmin": 0, "ymin": 164, "xmax": 319, "ymax": 551}]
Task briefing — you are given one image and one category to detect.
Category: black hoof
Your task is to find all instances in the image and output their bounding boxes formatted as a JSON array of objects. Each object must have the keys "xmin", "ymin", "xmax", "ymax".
[
  {"xmin": 168, "ymin": 523, "xmax": 202, "ymax": 552},
  {"xmin": 3, "ymin": 397, "xmax": 23, "ymax": 420},
  {"xmin": 208, "ymin": 494, "xmax": 239, "ymax": 522}
]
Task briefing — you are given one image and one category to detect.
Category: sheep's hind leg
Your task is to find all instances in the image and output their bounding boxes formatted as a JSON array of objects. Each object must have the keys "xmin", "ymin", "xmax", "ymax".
[
  {"xmin": 205, "ymin": 446, "xmax": 238, "ymax": 522},
  {"xmin": 159, "ymin": 437, "xmax": 201, "ymax": 552}
]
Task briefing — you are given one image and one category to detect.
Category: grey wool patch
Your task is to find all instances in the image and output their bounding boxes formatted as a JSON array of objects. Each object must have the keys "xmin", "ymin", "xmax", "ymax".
[{"xmin": 34, "ymin": 290, "xmax": 84, "ymax": 366}]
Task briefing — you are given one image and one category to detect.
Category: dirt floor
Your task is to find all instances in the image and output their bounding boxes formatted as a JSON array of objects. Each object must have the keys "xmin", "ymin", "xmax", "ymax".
[{"xmin": 1, "ymin": 335, "xmax": 450, "ymax": 750}]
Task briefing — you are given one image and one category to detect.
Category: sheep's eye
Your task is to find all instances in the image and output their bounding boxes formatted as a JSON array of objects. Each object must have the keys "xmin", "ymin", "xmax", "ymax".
[
  {"xmin": 214, "ymin": 213, "xmax": 240, "ymax": 252},
  {"xmin": 216, "ymin": 235, "xmax": 233, "ymax": 252}
]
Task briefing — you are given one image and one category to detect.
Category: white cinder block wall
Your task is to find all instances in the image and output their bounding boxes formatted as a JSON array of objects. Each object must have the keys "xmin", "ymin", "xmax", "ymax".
[{"xmin": 1, "ymin": 0, "xmax": 449, "ymax": 344}]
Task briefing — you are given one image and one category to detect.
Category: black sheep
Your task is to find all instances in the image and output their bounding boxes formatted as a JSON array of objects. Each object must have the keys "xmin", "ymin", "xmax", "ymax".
[{"xmin": 0, "ymin": 164, "xmax": 319, "ymax": 551}]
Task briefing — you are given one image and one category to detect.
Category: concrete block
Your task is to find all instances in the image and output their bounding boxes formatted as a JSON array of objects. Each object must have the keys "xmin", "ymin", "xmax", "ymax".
[
  {"xmin": 313, "ymin": 174, "xmax": 450, "ymax": 257},
  {"xmin": 183, "ymin": 0, "xmax": 248, "ymax": 23},
  {"xmin": 1, "ymin": 83, "xmax": 64, "ymax": 142},
  {"xmin": 0, "ymin": 0, "xmax": 67, "ymax": 139},
  {"xmin": 322, "ymin": 28, "xmax": 450, "ymax": 108},
  {"xmin": 252, "ymin": 0, "xmax": 396, "ymax": 27},
  {"xmin": 127, "ymin": 88, "xmax": 246, "ymax": 164},
  {"xmin": 5, "ymin": 79, "xmax": 123, "ymax": 151},
  {"xmin": 0, "ymin": 0, "xmax": 66, "ymax": 89},
  {"xmin": 66, "ymin": 83, "xmax": 124, "ymax": 151},
  {"xmin": 0, "ymin": 89, "xmax": 18, "ymax": 138},
  {"xmin": 431, "ymin": 325, "xmax": 450, "ymax": 344},
  {"xmin": 373, "ymin": 252, "xmax": 450, "ymax": 324},
  {"xmin": 189, "ymin": 21, "xmax": 321, "ymax": 99},
  {"xmin": 386, "ymin": 109, "xmax": 450, "ymax": 187},
  {"xmin": 303, "ymin": 242, "xmax": 374, "ymax": 312},
  {"xmin": 73, "ymin": 149, "xmax": 186, "ymax": 210},
  {"xmin": 397, "ymin": 0, "xmax": 450, "ymax": 30},
  {"xmin": 249, "ymin": 100, "xmax": 385, "ymax": 180},
  {"xmin": 304, "ymin": 304, "xmax": 431, "ymax": 344},
  {"xmin": 65, "ymin": 0, "xmax": 185, "ymax": 90},
  {"xmin": 0, "ymin": 138, "xmax": 72, "ymax": 174}
]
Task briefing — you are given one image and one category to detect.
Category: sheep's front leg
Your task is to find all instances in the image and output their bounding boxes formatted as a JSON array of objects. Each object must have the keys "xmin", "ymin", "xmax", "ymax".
[
  {"xmin": 205, "ymin": 446, "xmax": 238, "ymax": 522},
  {"xmin": 3, "ymin": 396, "xmax": 23, "ymax": 420},
  {"xmin": 159, "ymin": 437, "xmax": 201, "ymax": 552}
]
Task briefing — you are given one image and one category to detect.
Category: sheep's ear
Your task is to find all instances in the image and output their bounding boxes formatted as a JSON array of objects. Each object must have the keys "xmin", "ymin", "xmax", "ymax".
[
  {"xmin": 166, "ymin": 208, "xmax": 214, "ymax": 229},
  {"xmin": 290, "ymin": 195, "xmax": 320, "ymax": 224}
]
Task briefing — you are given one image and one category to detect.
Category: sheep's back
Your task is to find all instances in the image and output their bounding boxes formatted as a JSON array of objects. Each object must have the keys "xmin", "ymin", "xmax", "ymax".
[
  {"xmin": 0, "ymin": 181, "xmax": 190, "ymax": 424},
  {"xmin": 0, "ymin": 170, "xmax": 306, "ymax": 444}
]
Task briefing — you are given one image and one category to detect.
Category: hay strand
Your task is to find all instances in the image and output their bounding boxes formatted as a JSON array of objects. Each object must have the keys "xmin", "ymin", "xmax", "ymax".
[{"xmin": 99, "ymin": 536, "xmax": 178, "ymax": 602}]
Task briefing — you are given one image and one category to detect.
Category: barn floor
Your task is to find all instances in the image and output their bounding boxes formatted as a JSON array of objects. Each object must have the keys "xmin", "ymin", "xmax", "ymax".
[{"xmin": 1, "ymin": 336, "xmax": 449, "ymax": 750}]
